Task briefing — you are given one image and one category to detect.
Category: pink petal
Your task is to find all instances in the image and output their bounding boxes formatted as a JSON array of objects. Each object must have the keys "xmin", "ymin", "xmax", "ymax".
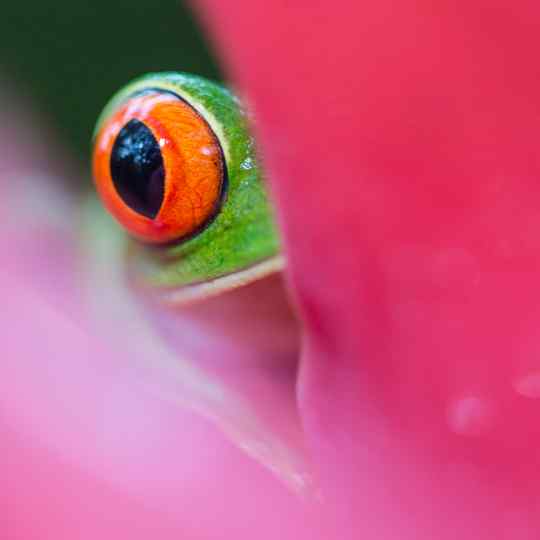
[{"xmin": 196, "ymin": 1, "xmax": 540, "ymax": 537}]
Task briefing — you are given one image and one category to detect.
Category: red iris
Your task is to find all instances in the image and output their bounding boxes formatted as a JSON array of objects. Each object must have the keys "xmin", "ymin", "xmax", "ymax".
[{"xmin": 93, "ymin": 91, "xmax": 224, "ymax": 244}]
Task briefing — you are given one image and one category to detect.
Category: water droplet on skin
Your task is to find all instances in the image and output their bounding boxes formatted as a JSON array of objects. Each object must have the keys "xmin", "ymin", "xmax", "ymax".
[
  {"xmin": 514, "ymin": 372, "xmax": 540, "ymax": 398},
  {"xmin": 240, "ymin": 157, "xmax": 254, "ymax": 170},
  {"xmin": 447, "ymin": 395, "xmax": 494, "ymax": 436}
]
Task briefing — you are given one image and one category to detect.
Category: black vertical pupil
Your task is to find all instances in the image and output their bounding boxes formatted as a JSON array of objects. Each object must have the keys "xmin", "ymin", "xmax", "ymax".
[{"xmin": 110, "ymin": 118, "xmax": 165, "ymax": 219}]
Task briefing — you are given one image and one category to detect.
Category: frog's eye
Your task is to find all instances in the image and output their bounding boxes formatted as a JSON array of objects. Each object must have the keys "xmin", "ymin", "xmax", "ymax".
[{"xmin": 92, "ymin": 90, "xmax": 225, "ymax": 244}]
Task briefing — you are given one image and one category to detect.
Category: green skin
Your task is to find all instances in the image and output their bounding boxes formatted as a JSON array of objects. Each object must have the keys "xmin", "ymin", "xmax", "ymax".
[{"xmin": 93, "ymin": 72, "xmax": 281, "ymax": 296}]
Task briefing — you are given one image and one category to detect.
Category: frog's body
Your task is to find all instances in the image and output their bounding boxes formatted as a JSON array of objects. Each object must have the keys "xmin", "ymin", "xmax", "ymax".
[{"xmin": 92, "ymin": 72, "xmax": 282, "ymax": 303}]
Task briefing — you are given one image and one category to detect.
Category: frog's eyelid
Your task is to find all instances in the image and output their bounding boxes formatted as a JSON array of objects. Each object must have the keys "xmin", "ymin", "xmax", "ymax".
[{"xmin": 95, "ymin": 75, "xmax": 233, "ymax": 165}]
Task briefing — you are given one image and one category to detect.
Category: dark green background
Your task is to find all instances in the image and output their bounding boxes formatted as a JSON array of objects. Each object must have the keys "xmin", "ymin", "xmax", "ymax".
[{"xmin": 0, "ymin": 1, "xmax": 220, "ymax": 173}]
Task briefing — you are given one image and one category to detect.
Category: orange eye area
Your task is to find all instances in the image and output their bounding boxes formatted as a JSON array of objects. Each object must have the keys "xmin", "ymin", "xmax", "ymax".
[{"xmin": 92, "ymin": 90, "xmax": 225, "ymax": 244}]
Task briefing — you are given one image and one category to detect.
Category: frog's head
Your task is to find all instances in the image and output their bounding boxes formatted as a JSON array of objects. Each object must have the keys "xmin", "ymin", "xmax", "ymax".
[{"xmin": 92, "ymin": 72, "xmax": 283, "ymax": 302}]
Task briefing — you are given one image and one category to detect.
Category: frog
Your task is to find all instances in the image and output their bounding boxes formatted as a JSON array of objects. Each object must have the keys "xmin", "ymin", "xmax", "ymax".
[{"xmin": 91, "ymin": 71, "xmax": 284, "ymax": 304}]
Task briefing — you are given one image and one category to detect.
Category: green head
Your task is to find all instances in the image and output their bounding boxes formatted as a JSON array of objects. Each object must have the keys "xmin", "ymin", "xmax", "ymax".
[{"xmin": 91, "ymin": 72, "xmax": 282, "ymax": 303}]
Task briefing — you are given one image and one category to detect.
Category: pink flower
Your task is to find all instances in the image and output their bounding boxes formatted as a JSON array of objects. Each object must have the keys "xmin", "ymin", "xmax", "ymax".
[{"xmin": 198, "ymin": 0, "xmax": 540, "ymax": 536}]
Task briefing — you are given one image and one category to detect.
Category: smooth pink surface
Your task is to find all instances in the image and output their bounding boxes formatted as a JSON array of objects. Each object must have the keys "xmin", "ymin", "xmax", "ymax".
[{"xmin": 196, "ymin": 1, "xmax": 540, "ymax": 537}]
